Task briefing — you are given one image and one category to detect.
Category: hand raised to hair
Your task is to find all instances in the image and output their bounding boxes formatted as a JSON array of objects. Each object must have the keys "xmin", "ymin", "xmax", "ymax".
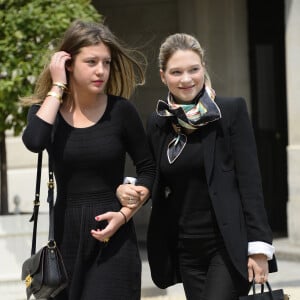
[{"xmin": 49, "ymin": 51, "xmax": 71, "ymax": 84}]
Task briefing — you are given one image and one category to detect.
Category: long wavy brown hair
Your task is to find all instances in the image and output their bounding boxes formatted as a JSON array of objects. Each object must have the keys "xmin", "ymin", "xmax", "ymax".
[{"xmin": 20, "ymin": 20, "xmax": 147, "ymax": 106}]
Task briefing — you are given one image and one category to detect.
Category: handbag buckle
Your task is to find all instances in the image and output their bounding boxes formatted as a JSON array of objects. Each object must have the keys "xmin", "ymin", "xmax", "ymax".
[
  {"xmin": 47, "ymin": 179, "xmax": 55, "ymax": 189},
  {"xmin": 25, "ymin": 274, "xmax": 32, "ymax": 288},
  {"xmin": 47, "ymin": 240, "xmax": 57, "ymax": 249},
  {"xmin": 33, "ymin": 199, "xmax": 40, "ymax": 206}
]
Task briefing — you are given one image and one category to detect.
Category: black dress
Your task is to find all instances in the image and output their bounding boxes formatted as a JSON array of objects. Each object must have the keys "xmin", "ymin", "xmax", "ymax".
[{"xmin": 22, "ymin": 95, "xmax": 155, "ymax": 300}]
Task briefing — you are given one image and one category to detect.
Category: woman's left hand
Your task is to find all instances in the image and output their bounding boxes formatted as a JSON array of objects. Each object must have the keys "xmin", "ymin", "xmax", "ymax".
[
  {"xmin": 90, "ymin": 211, "xmax": 125, "ymax": 242},
  {"xmin": 247, "ymin": 254, "xmax": 269, "ymax": 284}
]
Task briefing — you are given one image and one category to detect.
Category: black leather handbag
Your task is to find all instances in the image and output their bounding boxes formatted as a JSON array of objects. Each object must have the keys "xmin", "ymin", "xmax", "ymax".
[
  {"xmin": 21, "ymin": 152, "xmax": 68, "ymax": 299},
  {"xmin": 239, "ymin": 280, "xmax": 288, "ymax": 300}
]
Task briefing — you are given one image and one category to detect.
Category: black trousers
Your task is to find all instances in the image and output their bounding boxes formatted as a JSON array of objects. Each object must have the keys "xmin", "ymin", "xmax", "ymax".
[{"xmin": 177, "ymin": 237, "xmax": 251, "ymax": 300}]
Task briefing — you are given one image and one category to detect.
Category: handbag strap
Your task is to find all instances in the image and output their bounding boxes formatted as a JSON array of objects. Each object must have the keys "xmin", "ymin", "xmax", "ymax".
[
  {"xmin": 252, "ymin": 280, "xmax": 274, "ymax": 299},
  {"xmin": 47, "ymin": 154, "xmax": 55, "ymax": 242},
  {"xmin": 29, "ymin": 151, "xmax": 43, "ymax": 256},
  {"xmin": 29, "ymin": 151, "xmax": 55, "ymax": 255}
]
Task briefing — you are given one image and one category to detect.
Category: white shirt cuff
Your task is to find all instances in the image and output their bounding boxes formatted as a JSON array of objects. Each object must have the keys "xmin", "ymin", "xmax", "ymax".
[{"xmin": 248, "ymin": 241, "xmax": 275, "ymax": 260}]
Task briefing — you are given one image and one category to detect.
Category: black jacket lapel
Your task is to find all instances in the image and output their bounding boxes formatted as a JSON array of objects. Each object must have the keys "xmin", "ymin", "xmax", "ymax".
[{"xmin": 202, "ymin": 123, "xmax": 217, "ymax": 185}]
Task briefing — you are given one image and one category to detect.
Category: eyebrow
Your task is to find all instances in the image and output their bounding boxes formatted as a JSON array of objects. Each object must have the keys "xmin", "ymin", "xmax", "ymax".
[
  {"xmin": 169, "ymin": 64, "xmax": 201, "ymax": 71},
  {"xmin": 85, "ymin": 55, "xmax": 111, "ymax": 59}
]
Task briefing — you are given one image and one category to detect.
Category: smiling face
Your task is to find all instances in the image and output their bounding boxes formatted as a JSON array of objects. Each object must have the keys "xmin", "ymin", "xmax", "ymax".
[
  {"xmin": 160, "ymin": 49, "xmax": 205, "ymax": 104},
  {"xmin": 68, "ymin": 43, "xmax": 111, "ymax": 95}
]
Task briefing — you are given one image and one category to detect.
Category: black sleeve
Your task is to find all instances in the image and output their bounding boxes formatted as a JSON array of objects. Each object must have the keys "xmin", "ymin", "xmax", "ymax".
[
  {"xmin": 22, "ymin": 105, "xmax": 53, "ymax": 153},
  {"xmin": 122, "ymin": 101, "xmax": 155, "ymax": 192},
  {"xmin": 146, "ymin": 112, "xmax": 157, "ymax": 160},
  {"xmin": 230, "ymin": 97, "xmax": 272, "ymax": 243}
]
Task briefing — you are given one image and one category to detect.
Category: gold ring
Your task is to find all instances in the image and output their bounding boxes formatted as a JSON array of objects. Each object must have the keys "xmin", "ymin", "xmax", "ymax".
[
  {"xmin": 103, "ymin": 238, "xmax": 110, "ymax": 243},
  {"xmin": 129, "ymin": 196, "xmax": 134, "ymax": 204}
]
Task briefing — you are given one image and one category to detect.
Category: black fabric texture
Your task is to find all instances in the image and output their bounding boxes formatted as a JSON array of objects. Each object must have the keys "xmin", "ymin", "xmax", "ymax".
[{"xmin": 22, "ymin": 95, "xmax": 155, "ymax": 300}]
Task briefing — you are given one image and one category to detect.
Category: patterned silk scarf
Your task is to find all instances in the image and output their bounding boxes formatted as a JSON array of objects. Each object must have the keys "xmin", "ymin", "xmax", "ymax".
[{"xmin": 156, "ymin": 86, "xmax": 221, "ymax": 163}]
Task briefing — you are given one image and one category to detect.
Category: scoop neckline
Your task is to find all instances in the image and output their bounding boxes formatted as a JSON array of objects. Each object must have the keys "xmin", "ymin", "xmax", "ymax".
[{"xmin": 58, "ymin": 96, "xmax": 110, "ymax": 129}]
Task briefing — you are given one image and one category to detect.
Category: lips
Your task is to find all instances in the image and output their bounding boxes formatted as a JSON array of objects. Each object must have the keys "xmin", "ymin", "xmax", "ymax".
[
  {"xmin": 179, "ymin": 85, "xmax": 195, "ymax": 90},
  {"xmin": 92, "ymin": 80, "xmax": 104, "ymax": 87}
]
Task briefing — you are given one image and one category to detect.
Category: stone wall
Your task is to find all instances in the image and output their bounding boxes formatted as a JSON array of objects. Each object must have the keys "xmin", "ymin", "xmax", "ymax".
[
  {"xmin": 285, "ymin": 0, "xmax": 300, "ymax": 245},
  {"xmin": 0, "ymin": 214, "xmax": 48, "ymax": 299},
  {"xmin": 2, "ymin": 1, "xmax": 299, "ymax": 298}
]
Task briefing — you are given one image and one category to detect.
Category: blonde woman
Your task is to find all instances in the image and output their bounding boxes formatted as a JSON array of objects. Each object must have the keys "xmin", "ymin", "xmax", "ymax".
[{"xmin": 145, "ymin": 33, "xmax": 277, "ymax": 300}]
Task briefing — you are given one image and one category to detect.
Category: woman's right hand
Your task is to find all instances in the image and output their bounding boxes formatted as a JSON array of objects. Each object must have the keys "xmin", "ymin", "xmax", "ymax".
[
  {"xmin": 49, "ymin": 51, "xmax": 71, "ymax": 84},
  {"xmin": 36, "ymin": 51, "xmax": 71, "ymax": 123},
  {"xmin": 116, "ymin": 184, "xmax": 142, "ymax": 209}
]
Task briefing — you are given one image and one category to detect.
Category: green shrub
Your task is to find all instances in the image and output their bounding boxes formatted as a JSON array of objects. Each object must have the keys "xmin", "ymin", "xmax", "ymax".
[
  {"xmin": 0, "ymin": 0, "xmax": 101, "ymax": 214},
  {"xmin": 0, "ymin": 0, "xmax": 101, "ymax": 134}
]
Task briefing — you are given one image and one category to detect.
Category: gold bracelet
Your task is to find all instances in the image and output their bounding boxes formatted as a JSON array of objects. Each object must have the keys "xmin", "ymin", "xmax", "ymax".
[
  {"xmin": 52, "ymin": 82, "xmax": 67, "ymax": 91},
  {"xmin": 46, "ymin": 91, "xmax": 63, "ymax": 104}
]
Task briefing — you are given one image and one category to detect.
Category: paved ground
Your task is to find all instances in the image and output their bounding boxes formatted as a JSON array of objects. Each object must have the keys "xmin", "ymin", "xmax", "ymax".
[
  {"xmin": 140, "ymin": 238, "xmax": 300, "ymax": 300},
  {"xmin": 7, "ymin": 238, "xmax": 300, "ymax": 300}
]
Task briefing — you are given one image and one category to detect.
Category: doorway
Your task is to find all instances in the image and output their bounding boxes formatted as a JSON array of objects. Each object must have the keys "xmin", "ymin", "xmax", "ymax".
[{"xmin": 247, "ymin": 0, "xmax": 287, "ymax": 235}]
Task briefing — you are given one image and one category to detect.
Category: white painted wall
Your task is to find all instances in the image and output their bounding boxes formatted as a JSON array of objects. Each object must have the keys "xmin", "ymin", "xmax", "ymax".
[
  {"xmin": 7, "ymin": 133, "xmax": 49, "ymax": 214},
  {"xmin": 0, "ymin": 214, "xmax": 48, "ymax": 299},
  {"xmin": 285, "ymin": 0, "xmax": 300, "ymax": 246}
]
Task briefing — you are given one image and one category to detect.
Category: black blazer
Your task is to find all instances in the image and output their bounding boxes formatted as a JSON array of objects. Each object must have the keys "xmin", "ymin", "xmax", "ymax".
[{"xmin": 146, "ymin": 96, "xmax": 277, "ymax": 289}]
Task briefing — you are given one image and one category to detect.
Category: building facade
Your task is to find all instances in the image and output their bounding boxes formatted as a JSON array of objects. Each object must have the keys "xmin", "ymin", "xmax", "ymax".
[
  {"xmin": 6, "ymin": 0, "xmax": 300, "ymax": 240},
  {"xmin": 90, "ymin": 0, "xmax": 300, "ymax": 244},
  {"xmin": 2, "ymin": 1, "xmax": 300, "ymax": 296}
]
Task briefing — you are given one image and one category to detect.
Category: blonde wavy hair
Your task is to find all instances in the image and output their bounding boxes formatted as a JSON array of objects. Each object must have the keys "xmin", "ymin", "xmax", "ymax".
[{"xmin": 158, "ymin": 33, "xmax": 212, "ymax": 87}]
